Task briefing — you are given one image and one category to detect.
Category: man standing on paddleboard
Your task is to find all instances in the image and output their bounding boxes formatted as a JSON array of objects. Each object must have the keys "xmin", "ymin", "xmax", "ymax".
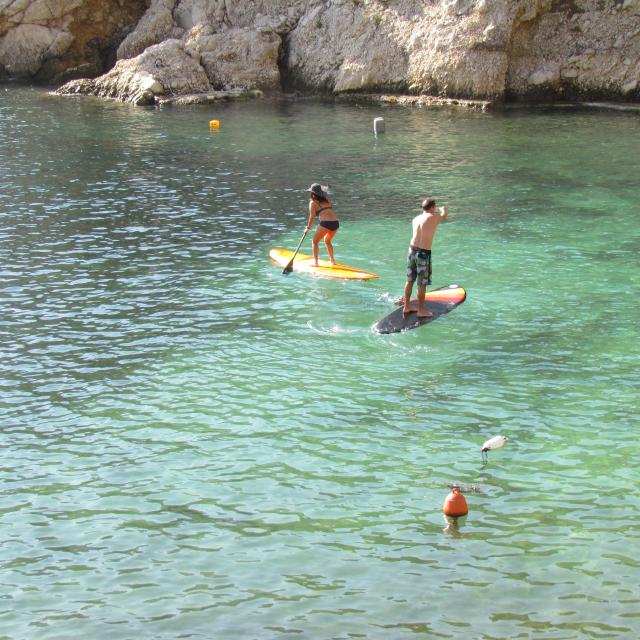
[{"xmin": 404, "ymin": 197, "xmax": 448, "ymax": 318}]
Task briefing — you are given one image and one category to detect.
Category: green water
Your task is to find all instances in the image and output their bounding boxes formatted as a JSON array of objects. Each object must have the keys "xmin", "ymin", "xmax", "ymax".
[{"xmin": 1, "ymin": 85, "xmax": 639, "ymax": 639}]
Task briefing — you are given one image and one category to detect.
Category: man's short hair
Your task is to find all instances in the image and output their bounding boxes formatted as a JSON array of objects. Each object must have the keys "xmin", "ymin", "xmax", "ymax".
[{"xmin": 422, "ymin": 197, "xmax": 436, "ymax": 211}]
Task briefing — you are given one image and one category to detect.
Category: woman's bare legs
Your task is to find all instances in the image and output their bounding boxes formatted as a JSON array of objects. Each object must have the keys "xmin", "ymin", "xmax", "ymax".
[
  {"xmin": 312, "ymin": 227, "xmax": 337, "ymax": 266},
  {"xmin": 324, "ymin": 230, "xmax": 337, "ymax": 265}
]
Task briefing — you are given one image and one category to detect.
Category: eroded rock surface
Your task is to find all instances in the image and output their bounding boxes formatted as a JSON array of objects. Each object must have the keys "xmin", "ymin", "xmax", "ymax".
[
  {"xmin": 1, "ymin": 0, "xmax": 638, "ymax": 104},
  {"xmin": 0, "ymin": 0, "xmax": 149, "ymax": 82}
]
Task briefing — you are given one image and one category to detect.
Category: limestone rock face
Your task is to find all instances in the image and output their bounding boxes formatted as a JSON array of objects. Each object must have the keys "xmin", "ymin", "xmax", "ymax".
[
  {"xmin": 2, "ymin": 0, "xmax": 639, "ymax": 103},
  {"xmin": 507, "ymin": 0, "xmax": 640, "ymax": 99},
  {"xmin": 194, "ymin": 28, "xmax": 281, "ymax": 91},
  {"xmin": 0, "ymin": 0, "xmax": 148, "ymax": 82},
  {"xmin": 286, "ymin": 2, "xmax": 410, "ymax": 93}
]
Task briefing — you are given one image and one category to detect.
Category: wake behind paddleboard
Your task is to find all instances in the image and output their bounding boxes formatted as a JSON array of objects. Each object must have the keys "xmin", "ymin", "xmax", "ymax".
[
  {"xmin": 270, "ymin": 247, "xmax": 379, "ymax": 280},
  {"xmin": 373, "ymin": 284, "xmax": 466, "ymax": 334}
]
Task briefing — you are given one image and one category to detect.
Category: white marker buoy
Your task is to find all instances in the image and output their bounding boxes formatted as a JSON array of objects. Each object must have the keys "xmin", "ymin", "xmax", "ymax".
[
  {"xmin": 481, "ymin": 435, "xmax": 507, "ymax": 464},
  {"xmin": 373, "ymin": 117, "xmax": 385, "ymax": 135}
]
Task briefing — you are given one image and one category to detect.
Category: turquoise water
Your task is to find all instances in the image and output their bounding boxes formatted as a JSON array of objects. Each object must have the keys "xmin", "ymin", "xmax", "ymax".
[{"xmin": 1, "ymin": 85, "xmax": 639, "ymax": 639}]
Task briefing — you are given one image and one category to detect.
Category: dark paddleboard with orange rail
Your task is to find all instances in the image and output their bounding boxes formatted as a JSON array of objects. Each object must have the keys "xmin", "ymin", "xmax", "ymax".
[{"xmin": 373, "ymin": 284, "xmax": 466, "ymax": 334}]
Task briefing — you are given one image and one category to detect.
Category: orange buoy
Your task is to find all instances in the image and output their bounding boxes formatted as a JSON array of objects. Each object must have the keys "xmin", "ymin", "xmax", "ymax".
[
  {"xmin": 209, "ymin": 119, "xmax": 220, "ymax": 130},
  {"xmin": 443, "ymin": 485, "xmax": 468, "ymax": 517}
]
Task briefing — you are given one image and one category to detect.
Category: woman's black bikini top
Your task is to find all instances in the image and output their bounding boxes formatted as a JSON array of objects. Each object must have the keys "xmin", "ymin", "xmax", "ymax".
[{"xmin": 315, "ymin": 205, "xmax": 334, "ymax": 218}]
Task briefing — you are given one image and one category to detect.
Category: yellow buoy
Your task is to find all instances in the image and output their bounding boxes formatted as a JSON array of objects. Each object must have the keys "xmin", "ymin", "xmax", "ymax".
[{"xmin": 209, "ymin": 120, "xmax": 220, "ymax": 130}]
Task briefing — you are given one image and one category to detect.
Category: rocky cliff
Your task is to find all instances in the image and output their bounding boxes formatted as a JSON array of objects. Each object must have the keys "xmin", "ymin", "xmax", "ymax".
[
  {"xmin": 0, "ymin": 0, "xmax": 148, "ymax": 82},
  {"xmin": 1, "ymin": 0, "xmax": 639, "ymax": 104}
]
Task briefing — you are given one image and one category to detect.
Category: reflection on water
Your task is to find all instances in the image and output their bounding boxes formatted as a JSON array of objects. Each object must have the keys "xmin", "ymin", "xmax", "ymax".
[
  {"xmin": 1, "ymin": 86, "xmax": 639, "ymax": 639},
  {"xmin": 443, "ymin": 514, "xmax": 467, "ymax": 537}
]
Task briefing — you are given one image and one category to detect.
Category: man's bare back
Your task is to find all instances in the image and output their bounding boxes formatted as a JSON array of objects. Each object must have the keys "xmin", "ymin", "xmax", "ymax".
[{"xmin": 410, "ymin": 206, "xmax": 447, "ymax": 250}]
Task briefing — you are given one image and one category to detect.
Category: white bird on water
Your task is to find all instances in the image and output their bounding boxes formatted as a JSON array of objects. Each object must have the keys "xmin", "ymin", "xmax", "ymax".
[{"xmin": 481, "ymin": 435, "xmax": 507, "ymax": 464}]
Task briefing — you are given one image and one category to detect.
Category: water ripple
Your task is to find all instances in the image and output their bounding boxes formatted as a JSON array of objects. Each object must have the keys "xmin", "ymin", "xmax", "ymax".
[{"xmin": 1, "ymin": 87, "xmax": 639, "ymax": 639}]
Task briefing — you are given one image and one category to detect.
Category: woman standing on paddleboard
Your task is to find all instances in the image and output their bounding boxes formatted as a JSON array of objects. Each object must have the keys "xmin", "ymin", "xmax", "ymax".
[{"xmin": 305, "ymin": 183, "xmax": 339, "ymax": 267}]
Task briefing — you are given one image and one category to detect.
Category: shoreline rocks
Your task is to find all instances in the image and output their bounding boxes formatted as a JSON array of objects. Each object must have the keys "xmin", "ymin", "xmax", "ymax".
[{"xmin": 1, "ymin": 0, "xmax": 639, "ymax": 106}]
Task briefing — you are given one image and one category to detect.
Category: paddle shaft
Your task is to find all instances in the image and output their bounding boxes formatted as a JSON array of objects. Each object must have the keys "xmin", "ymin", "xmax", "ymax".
[{"xmin": 283, "ymin": 228, "xmax": 309, "ymax": 274}]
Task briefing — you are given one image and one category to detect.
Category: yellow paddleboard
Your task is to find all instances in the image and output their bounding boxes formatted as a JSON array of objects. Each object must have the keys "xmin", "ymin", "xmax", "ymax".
[{"xmin": 270, "ymin": 248, "xmax": 379, "ymax": 280}]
